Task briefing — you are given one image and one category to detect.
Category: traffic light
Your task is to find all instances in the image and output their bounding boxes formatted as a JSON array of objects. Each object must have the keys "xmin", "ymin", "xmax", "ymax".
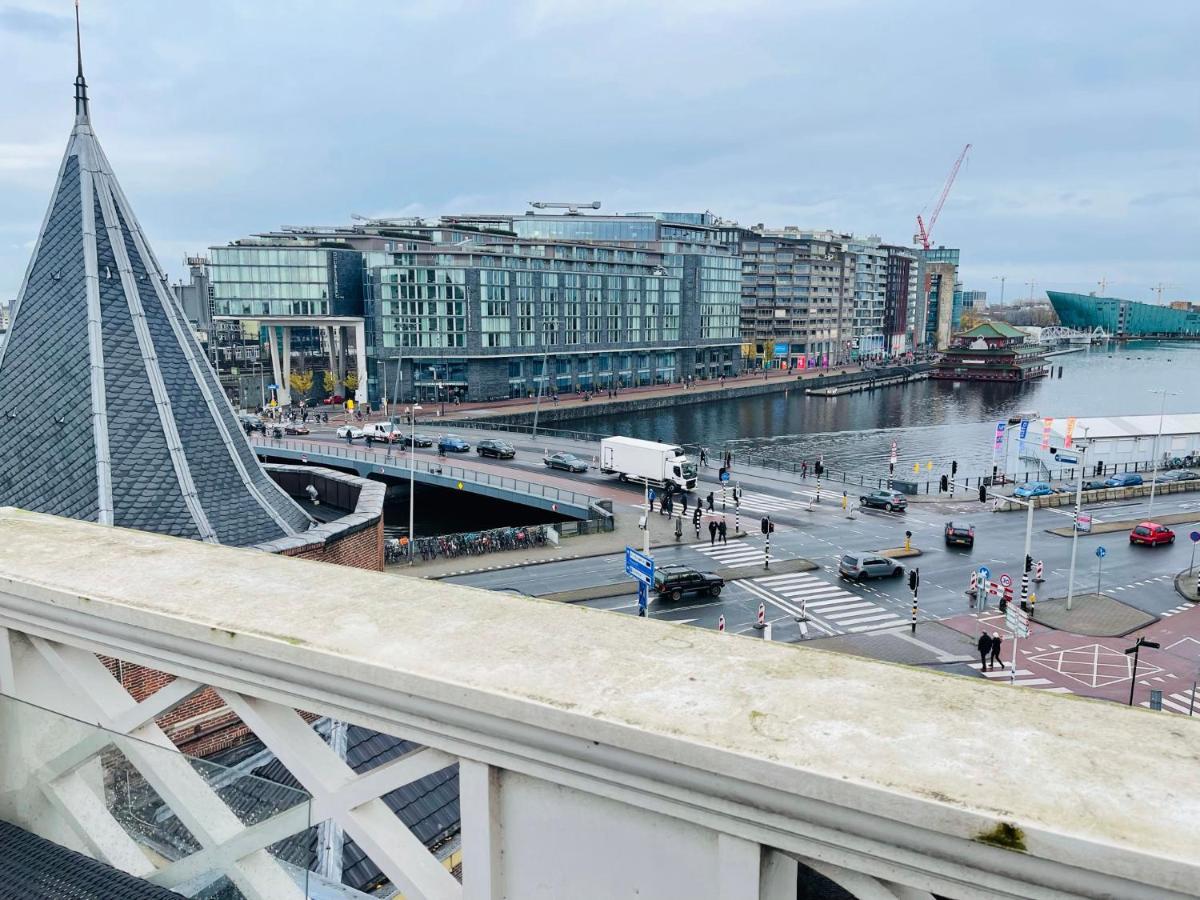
[
  {"xmin": 814, "ymin": 460, "xmax": 824, "ymax": 477},
  {"xmin": 761, "ymin": 517, "xmax": 769, "ymax": 535},
  {"xmin": 978, "ymin": 484, "xmax": 987, "ymax": 503},
  {"xmin": 951, "ymin": 460, "xmax": 958, "ymax": 476},
  {"xmin": 1025, "ymin": 554, "xmax": 1033, "ymax": 573},
  {"xmin": 939, "ymin": 474, "xmax": 948, "ymax": 492},
  {"xmin": 907, "ymin": 569, "xmax": 919, "ymax": 592}
]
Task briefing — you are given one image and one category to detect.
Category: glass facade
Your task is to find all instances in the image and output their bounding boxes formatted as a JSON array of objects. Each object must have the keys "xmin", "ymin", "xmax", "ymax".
[{"xmin": 210, "ymin": 246, "xmax": 363, "ymax": 318}]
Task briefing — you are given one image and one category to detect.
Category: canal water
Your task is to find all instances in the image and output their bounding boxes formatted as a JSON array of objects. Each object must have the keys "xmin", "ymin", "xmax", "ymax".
[{"xmin": 563, "ymin": 341, "xmax": 1199, "ymax": 478}]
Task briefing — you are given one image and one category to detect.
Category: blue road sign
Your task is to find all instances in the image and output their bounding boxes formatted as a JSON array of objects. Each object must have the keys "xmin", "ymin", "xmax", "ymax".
[
  {"xmin": 267, "ymin": 383, "xmax": 279, "ymax": 390},
  {"xmin": 637, "ymin": 582, "xmax": 649, "ymax": 615},
  {"xmin": 625, "ymin": 547, "xmax": 655, "ymax": 586},
  {"xmin": 1190, "ymin": 531, "xmax": 1200, "ymax": 543},
  {"xmin": 1054, "ymin": 452, "xmax": 1079, "ymax": 465},
  {"xmin": 978, "ymin": 565, "xmax": 991, "ymax": 580},
  {"xmin": 1096, "ymin": 546, "xmax": 1107, "ymax": 559},
  {"xmin": 719, "ymin": 470, "xmax": 730, "ymax": 483}
]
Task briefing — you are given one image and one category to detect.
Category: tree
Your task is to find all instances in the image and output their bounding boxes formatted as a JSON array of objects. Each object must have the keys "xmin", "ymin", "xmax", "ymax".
[
  {"xmin": 289, "ymin": 370, "xmax": 314, "ymax": 400},
  {"xmin": 322, "ymin": 370, "xmax": 337, "ymax": 394},
  {"xmin": 344, "ymin": 372, "xmax": 359, "ymax": 392}
]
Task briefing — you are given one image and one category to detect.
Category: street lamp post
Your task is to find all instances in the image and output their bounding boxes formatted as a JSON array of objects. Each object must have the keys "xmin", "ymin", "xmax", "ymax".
[
  {"xmin": 1020, "ymin": 492, "xmax": 1034, "ymax": 612},
  {"xmin": 1066, "ymin": 430, "xmax": 1089, "ymax": 610},
  {"xmin": 1126, "ymin": 636, "xmax": 1161, "ymax": 706},
  {"xmin": 1146, "ymin": 388, "xmax": 1179, "ymax": 518},
  {"xmin": 407, "ymin": 404, "xmax": 422, "ymax": 565}
]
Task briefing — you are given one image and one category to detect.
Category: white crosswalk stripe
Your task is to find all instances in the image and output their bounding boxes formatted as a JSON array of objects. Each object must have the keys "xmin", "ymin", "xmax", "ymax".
[
  {"xmin": 691, "ymin": 539, "xmax": 767, "ymax": 569},
  {"xmin": 1160, "ymin": 603, "xmax": 1193, "ymax": 617},
  {"xmin": 748, "ymin": 571, "xmax": 906, "ymax": 635},
  {"xmin": 966, "ymin": 662, "xmax": 1072, "ymax": 693},
  {"xmin": 730, "ymin": 490, "xmax": 796, "ymax": 514},
  {"xmin": 1140, "ymin": 690, "xmax": 1199, "ymax": 715}
]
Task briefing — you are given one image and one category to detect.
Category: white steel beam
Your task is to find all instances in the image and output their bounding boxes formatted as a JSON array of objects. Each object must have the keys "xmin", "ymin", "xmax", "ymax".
[{"xmin": 459, "ymin": 759, "xmax": 501, "ymax": 900}]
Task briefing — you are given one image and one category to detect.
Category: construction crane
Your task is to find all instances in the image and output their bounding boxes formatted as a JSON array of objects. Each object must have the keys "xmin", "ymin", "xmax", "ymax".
[
  {"xmin": 914, "ymin": 144, "xmax": 971, "ymax": 250},
  {"xmin": 529, "ymin": 201, "xmax": 601, "ymax": 215},
  {"xmin": 1151, "ymin": 282, "xmax": 1180, "ymax": 305}
]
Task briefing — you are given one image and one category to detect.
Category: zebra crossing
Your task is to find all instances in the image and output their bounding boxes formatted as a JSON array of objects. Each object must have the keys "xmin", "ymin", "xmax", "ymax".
[
  {"xmin": 1140, "ymin": 689, "xmax": 1198, "ymax": 715},
  {"xmin": 742, "ymin": 571, "xmax": 907, "ymax": 635},
  {"xmin": 691, "ymin": 539, "xmax": 766, "ymax": 569},
  {"xmin": 727, "ymin": 489, "xmax": 795, "ymax": 514},
  {"xmin": 966, "ymin": 662, "xmax": 1073, "ymax": 693},
  {"xmin": 1161, "ymin": 601, "xmax": 1194, "ymax": 618}
]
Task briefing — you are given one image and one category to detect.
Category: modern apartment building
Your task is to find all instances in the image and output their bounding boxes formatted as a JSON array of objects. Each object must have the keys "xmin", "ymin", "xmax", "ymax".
[
  {"xmin": 209, "ymin": 210, "xmax": 743, "ymax": 405},
  {"xmin": 921, "ymin": 246, "xmax": 962, "ymax": 350}
]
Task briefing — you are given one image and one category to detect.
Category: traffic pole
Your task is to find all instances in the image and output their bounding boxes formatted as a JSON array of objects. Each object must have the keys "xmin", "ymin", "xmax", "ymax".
[
  {"xmin": 757, "ymin": 602, "xmax": 765, "ymax": 628},
  {"xmin": 765, "ymin": 519, "xmax": 772, "ymax": 570},
  {"xmin": 1034, "ymin": 560, "xmax": 1044, "ymax": 583},
  {"xmin": 718, "ymin": 614, "xmax": 725, "ymax": 633},
  {"xmin": 968, "ymin": 571, "xmax": 978, "ymax": 608},
  {"xmin": 734, "ymin": 486, "xmax": 740, "ymax": 536},
  {"xmin": 910, "ymin": 567, "xmax": 919, "ymax": 634}
]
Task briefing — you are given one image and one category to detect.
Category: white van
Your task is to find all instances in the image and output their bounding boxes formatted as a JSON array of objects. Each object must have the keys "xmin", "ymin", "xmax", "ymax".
[{"xmin": 361, "ymin": 422, "xmax": 400, "ymax": 442}]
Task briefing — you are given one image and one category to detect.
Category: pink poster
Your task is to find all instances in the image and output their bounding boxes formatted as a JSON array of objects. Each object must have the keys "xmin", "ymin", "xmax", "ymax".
[
  {"xmin": 1064, "ymin": 416, "xmax": 1077, "ymax": 449},
  {"xmin": 1041, "ymin": 418, "xmax": 1053, "ymax": 450},
  {"xmin": 797, "ymin": 356, "xmax": 807, "ymax": 370},
  {"xmin": 821, "ymin": 353, "xmax": 829, "ymax": 368}
]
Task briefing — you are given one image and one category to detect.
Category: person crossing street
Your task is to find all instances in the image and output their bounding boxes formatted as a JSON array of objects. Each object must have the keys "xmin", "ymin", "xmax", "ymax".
[
  {"xmin": 989, "ymin": 632, "xmax": 1005, "ymax": 670},
  {"xmin": 717, "ymin": 520, "xmax": 727, "ymax": 544},
  {"xmin": 977, "ymin": 632, "xmax": 993, "ymax": 670},
  {"xmin": 708, "ymin": 519, "xmax": 718, "ymax": 546}
]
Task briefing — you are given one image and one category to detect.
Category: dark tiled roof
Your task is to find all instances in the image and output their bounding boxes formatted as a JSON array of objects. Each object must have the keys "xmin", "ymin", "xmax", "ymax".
[
  {"xmin": 0, "ymin": 101, "xmax": 311, "ymax": 546},
  {"xmin": 0, "ymin": 821, "xmax": 185, "ymax": 900}
]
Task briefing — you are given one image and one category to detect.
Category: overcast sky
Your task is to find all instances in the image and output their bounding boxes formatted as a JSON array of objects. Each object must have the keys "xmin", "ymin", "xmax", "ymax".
[{"xmin": 2, "ymin": 0, "xmax": 1197, "ymax": 303}]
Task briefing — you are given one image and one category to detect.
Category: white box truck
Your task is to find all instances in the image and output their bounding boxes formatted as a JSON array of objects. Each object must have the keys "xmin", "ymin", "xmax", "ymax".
[{"xmin": 599, "ymin": 437, "xmax": 697, "ymax": 492}]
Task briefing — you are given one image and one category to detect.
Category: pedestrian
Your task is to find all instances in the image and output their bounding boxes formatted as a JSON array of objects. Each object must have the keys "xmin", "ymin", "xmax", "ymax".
[
  {"xmin": 699, "ymin": 448, "xmax": 707, "ymax": 467},
  {"xmin": 648, "ymin": 493, "xmax": 655, "ymax": 514},
  {"xmin": 990, "ymin": 632, "xmax": 1005, "ymax": 670},
  {"xmin": 706, "ymin": 492, "xmax": 714, "ymax": 512},
  {"xmin": 718, "ymin": 520, "xmax": 727, "ymax": 544},
  {"xmin": 977, "ymin": 632, "xmax": 993, "ymax": 670},
  {"xmin": 708, "ymin": 519, "xmax": 718, "ymax": 546},
  {"xmin": 802, "ymin": 461, "xmax": 808, "ymax": 479},
  {"xmin": 680, "ymin": 493, "xmax": 689, "ymax": 515}
]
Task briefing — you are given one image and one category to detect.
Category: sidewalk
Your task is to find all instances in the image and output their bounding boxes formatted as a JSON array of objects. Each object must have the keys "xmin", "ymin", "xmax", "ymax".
[
  {"xmin": 389, "ymin": 511, "xmax": 718, "ymax": 579},
  {"xmin": 429, "ymin": 365, "xmax": 860, "ymax": 423}
]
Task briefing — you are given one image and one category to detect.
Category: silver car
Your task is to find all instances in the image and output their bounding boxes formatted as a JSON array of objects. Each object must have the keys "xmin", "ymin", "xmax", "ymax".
[{"xmin": 838, "ymin": 552, "xmax": 903, "ymax": 582}]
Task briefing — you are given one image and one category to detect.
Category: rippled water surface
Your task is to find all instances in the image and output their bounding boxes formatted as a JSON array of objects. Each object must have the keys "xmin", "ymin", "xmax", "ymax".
[{"xmin": 564, "ymin": 341, "xmax": 1200, "ymax": 478}]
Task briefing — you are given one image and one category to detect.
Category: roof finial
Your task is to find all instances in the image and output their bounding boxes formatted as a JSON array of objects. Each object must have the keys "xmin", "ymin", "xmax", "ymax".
[{"xmin": 74, "ymin": 0, "xmax": 89, "ymax": 120}]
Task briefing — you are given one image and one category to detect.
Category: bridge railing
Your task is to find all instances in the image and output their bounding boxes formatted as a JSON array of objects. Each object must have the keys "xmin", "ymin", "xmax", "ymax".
[
  {"xmin": 254, "ymin": 438, "xmax": 604, "ymax": 514},
  {"xmin": 0, "ymin": 511, "xmax": 1193, "ymax": 900}
]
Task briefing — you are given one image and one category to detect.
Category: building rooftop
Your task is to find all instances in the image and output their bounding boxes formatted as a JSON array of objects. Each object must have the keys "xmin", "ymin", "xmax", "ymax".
[
  {"xmin": 0, "ymin": 507, "xmax": 1197, "ymax": 896},
  {"xmin": 0, "ymin": 32, "xmax": 312, "ymax": 546},
  {"xmin": 958, "ymin": 321, "xmax": 1027, "ymax": 340}
]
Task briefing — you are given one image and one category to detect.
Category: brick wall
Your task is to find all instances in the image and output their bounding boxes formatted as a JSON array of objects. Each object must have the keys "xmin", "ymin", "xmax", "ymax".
[{"xmin": 279, "ymin": 514, "xmax": 384, "ymax": 572}]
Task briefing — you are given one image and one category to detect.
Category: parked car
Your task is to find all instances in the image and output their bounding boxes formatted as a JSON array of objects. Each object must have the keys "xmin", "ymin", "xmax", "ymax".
[
  {"xmin": 1013, "ymin": 481, "xmax": 1056, "ymax": 499},
  {"xmin": 544, "ymin": 452, "xmax": 589, "ymax": 473},
  {"xmin": 858, "ymin": 489, "xmax": 907, "ymax": 512},
  {"xmin": 944, "ymin": 522, "xmax": 975, "ymax": 548},
  {"xmin": 283, "ymin": 423, "xmax": 309, "ymax": 436},
  {"xmin": 437, "ymin": 435, "xmax": 471, "ymax": 453},
  {"xmin": 652, "ymin": 564, "xmax": 724, "ymax": 601},
  {"xmin": 322, "ymin": 394, "xmax": 345, "ymax": 405},
  {"xmin": 404, "ymin": 433, "xmax": 434, "ymax": 448},
  {"xmin": 335, "ymin": 425, "xmax": 362, "ymax": 440},
  {"xmin": 476, "ymin": 438, "xmax": 516, "ymax": 459},
  {"xmin": 838, "ymin": 552, "xmax": 904, "ymax": 582},
  {"xmin": 1130, "ymin": 522, "xmax": 1175, "ymax": 546},
  {"xmin": 1082, "ymin": 480, "xmax": 1107, "ymax": 491},
  {"xmin": 1156, "ymin": 470, "xmax": 1199, "ymax": 484},
  {"xmin": 1105, "ymin": 472, "xmax": 1143, "ymax": 488}
]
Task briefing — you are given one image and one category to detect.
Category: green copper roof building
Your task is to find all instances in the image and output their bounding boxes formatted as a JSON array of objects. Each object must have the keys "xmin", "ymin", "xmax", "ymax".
[{"xmin": 1048, "ymin": 290, "xmax": 1200, "ymax": 336}]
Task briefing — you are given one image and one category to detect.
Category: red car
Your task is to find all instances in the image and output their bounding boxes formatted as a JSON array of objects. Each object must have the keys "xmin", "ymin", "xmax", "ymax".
[{"xmin": 1129, "ymin": 522, "xmax": 1175, "ymax": 547}]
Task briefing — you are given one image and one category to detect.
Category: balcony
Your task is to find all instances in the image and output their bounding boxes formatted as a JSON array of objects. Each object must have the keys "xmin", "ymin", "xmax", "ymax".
[{"xmin": 0, "ymin": 509, "xmax": 1194, "ymax": 899}]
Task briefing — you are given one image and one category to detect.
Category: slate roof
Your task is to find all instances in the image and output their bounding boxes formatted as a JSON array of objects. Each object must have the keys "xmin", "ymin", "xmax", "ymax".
[
  {"xmin": 0, "ymin": 62, "xmax": 311, "ymax": 545},
  {"xmin": 0, "ymin": 821, "xmax": 185, "ymax": 900}
]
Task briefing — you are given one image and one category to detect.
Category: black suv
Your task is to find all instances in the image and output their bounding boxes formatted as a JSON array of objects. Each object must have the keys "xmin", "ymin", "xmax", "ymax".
[
  {"xmin": 476, "ymin": 438, "xmax": 516, "ymax": 459},
  {"xmin": 652, "ymin": 565, "xmax": 724, "ymax": 601},
  {"xmin": 944, "ymin": 521, "xmax": 975, "ymax": 548}
]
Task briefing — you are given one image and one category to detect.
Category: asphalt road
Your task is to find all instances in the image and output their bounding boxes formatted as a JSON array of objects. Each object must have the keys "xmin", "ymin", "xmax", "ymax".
[{"xmin": 286, "ymin": 420, "xmax": 1199, "ymax": 640}]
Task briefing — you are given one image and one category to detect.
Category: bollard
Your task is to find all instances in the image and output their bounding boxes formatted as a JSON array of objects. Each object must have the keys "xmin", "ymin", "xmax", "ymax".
[
  {"xmin": 1030, "ymin": 590, "xmax": 1037, "ymax": 618},
  {"xmin": 763, "ymin": 622, "xmax": 773, "ymax": 642},
  {"xmin": 904, "ymin": 530, "xmax": 912, "ymax": 552},
  {"xmin": 1034, "ymin": 560, "xmax": 1044, "ymax": 583}
]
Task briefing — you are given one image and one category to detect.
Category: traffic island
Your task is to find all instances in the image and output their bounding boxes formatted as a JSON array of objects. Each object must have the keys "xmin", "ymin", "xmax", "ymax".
[
  {"xmin": 879, "ymin": 547, "xmax": 922, "ymax": 559},
  {"xmin": 1046, "ymin": 510, "xmax": 1200, "ymax": 538},
  {"xmin": 1173, "ymin": 568, "xmax": 1200, "ymax": 602},
  {"xmin": 1029, "ymin": 593, "xmax": 1157, "ymax": 637},
  {"xmin": 540, "ymin": 556, "xmax": 818, "ymax": 603}
]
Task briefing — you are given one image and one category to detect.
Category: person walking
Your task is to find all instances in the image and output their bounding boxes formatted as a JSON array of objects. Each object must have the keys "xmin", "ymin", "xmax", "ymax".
[
  {"xmin": 708, "ymin": 519, "xmax": 718, "ymax": 546},
  {"xmin": 648, "ymin": 491, "xmax": 655, "ymax": 514},
  {"xmin": 977, "ymin": 632, "xmax": 993, "ymax": 670},
  {"xmin": 680, "ymin": 493, "xmax": 688, "ymax": 516},
  {"xmin": 699, "ymin": 447, "xmax": 707, "ymax": 467},
  {"xmin": 706, "ymin": 492, "xmax": 714, "ymax": 512},
  {"xmin": 801, "ymin": 461, "xmax": 808, "ymax": 479},
  {"xmin": 989, "ymin": 632, "xmax": 1005, "ymax": 670},
  {"xmin": 717, "ymin": 520, "xmax": 727, "ymax": 544}
]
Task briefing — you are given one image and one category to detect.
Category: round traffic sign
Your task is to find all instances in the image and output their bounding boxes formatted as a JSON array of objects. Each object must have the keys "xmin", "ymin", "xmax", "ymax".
[
  {"xmin": 999, "ymin": 573, "xmax": 1012, "ymax": 588},
  {"xmin": 1191, "ymin": 531, "xmax": 1200, "ymax": 543},
  {"xmin": 1096, "ymin": 546, "xmax": 1107, "ymax": 558},
  {"xmin": 978, "ymin": 565, "xmax": 991, "ymax": 580},
  {"xmin": 719, "ymin": 470, "xmax": 730, "ymax": 483}
]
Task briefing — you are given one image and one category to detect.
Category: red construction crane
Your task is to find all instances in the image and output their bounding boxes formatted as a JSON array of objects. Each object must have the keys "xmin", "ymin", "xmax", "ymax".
[{"xmin": 914, "ymin": 144, "xmax": 971, "ymax": 250}]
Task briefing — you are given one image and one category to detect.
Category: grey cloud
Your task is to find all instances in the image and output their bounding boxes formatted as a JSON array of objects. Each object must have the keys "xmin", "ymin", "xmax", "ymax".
[{"xmin": 0, "ymin": 6, "xmax": 70, "ymax": 39}]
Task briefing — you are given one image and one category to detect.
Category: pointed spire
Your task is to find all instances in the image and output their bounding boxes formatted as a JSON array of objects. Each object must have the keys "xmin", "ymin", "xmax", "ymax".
[{"xmin": 73, "ymin": 0, "xmax": 89, "ymax": 121}]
